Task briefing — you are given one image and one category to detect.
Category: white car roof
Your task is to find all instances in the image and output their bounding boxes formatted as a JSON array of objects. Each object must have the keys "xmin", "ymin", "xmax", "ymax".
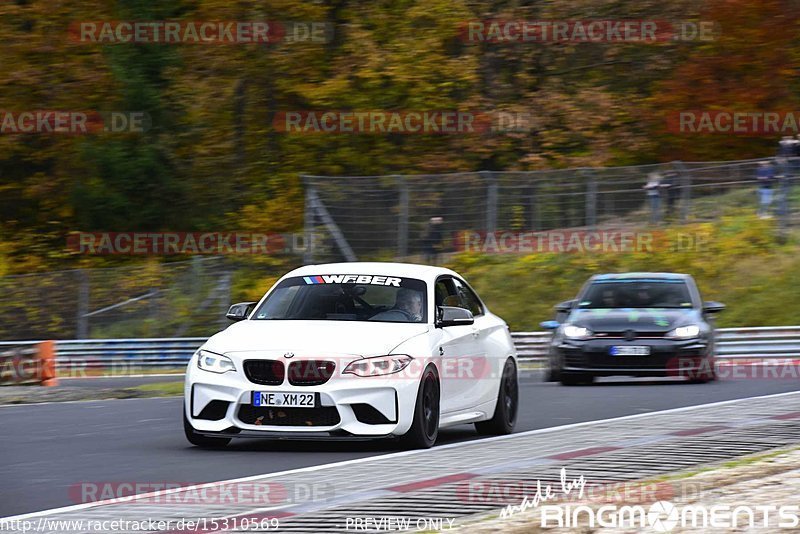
[{"xmin": 285, "ymin": 262, "xmax": 458, "ymax": 282}]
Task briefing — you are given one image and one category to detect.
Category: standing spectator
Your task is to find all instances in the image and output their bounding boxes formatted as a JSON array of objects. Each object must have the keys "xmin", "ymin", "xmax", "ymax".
[
  {"xmin": 422, "ymin": 216, "xmax": 444, "ymax": 263},
  {"xmin": 643, "ymin": 172, "xmax": 662, "ymax": 224},
  {"xmin": 794, "ymin": 134, "xmax": 800, "ymax": 175},
  {"xmin": 777, "ymin": 136, "xmax": 796, "ymax": 157},
  {"xmin": 777, "ymin": 136, "xmax": 795, "ymax": 178},
  {"xmin": 756, "ymin": 160, "xmax": 775, "ymax": 218},
  {"xmin": 776, "ymin": 137, "xmax": 797, "ymax": 221},
  {"xmin": 792, "ymin": 135, "xmax": 800, "ymax": 197},
  {"xmin": 661, "ymin": 171, "xmax": 679, "ymax": 220}
]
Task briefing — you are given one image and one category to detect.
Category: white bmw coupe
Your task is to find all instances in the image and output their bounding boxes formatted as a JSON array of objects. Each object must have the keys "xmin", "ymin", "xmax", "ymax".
[{"xmin": 184, "ymin": 262, "xmax": 518, "ymax": 448}]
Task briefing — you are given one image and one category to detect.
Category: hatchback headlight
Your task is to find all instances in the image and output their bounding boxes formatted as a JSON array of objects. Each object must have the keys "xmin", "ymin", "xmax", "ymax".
[
  {"xmin": 666, "ymin": 325, "xmax": 701, "ymax": 339},
  {"xmin": 343, "ymin": 355, "xmax": 413, "ymax": 377},
  {"xmin": 197, "ymin": 350, "xmax": 236, "ymax": 374},
  {"xmin": 562, "ymin": 324, "xmax": 593, "ymax": 340}
]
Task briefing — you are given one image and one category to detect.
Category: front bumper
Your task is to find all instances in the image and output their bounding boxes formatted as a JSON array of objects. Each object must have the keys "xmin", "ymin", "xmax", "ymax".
[
  {"xmin": 185, "ymin": 353, "xmax": 422, "ymax": 439},
  {"xmin": 552, "ymin": 338, "xmax": 713, "ymax": 377}
]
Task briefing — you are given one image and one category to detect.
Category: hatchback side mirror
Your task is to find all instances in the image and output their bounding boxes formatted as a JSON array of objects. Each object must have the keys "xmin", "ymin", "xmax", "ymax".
[
  {"xmin": 226, "ymin": 302, "xmax": 257, "ymax": 321},
  {"xmin": 436, "ymin": 306, "xmax": 474, "ymax": 327},
  {"xmin": 702, "ymin": 301, "xmax": 725, "ymax": 314},
  {"xmin": 540, "ymin": 320, "xmax": 560, "ymax": 330}
]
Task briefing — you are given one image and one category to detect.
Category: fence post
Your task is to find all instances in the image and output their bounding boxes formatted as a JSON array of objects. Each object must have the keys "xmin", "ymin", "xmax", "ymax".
[
  {"xmin": 674, "ymin": 161, "xmax": 692, "ymax": 223},
  {"xmin": 218, "ymin": 271, "xmax": 232, "ymax": 330},
  {"xmin": 778, "ymin": 162, "xmax": 793, "ymax": 237},
  {"xmin": 483, "ymin": 171, "xmax": 498, "ymax": 233},
  {"xmin": 583, "ymin": 169, "xmax": 597, "ymax": 229},
  {"xmin": 303, "ymin": 175, "xmax": 315, "ymax": 264},
  {"xmin": 396, "ymin": 175, "xmax": 409, "ymax": 259},
  {"xmin": 76, "ymin": 269, "xmax": 89, "ymax": 339}
]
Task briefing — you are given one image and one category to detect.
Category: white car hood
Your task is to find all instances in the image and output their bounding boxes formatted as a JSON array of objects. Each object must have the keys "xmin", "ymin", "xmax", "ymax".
[{"xmin": 205, "ymin": 319, "xmax": 430, "ymax": 357}]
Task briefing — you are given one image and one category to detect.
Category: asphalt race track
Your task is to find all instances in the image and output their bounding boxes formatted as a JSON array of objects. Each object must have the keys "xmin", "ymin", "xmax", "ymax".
[{"xmin": 2, "ymin": 372, "xmax": 799, "ymax": 517}]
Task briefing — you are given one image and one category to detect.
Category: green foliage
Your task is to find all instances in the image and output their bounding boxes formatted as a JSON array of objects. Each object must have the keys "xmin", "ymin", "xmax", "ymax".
[
  {"xmin": 446, "ymin": 216, "xmax": 800, "ymax": 330},
  {"xmin": 0, "ymin": 0, "xmax": 798, "ymax": 273}
]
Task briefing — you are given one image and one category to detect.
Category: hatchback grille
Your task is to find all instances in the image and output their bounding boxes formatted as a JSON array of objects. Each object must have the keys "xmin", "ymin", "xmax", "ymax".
[
  {"xmin": 243, "ymin": 360, "xmax": 285, "ymax": 385},
  {"xmin": 593, "ymin": 331, "xmax": 667, "ymax": 339},
  {"xmin": 237, "ymin": 405, "xmax": 340, "ymax": 427},
  {"xmin": 288, "ymin": 360, "xmax": 335, "ymax": 386}
]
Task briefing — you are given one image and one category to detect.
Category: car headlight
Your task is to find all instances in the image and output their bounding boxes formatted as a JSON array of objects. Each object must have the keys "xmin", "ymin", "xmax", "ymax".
[
  {"xmin": 666, "ymin": 324, "xmax": 701, "ymax": 339},
  {"xmin": 197, "ymin": 350, "xmax": 236, "ymax": 374},
  {"xmin": 562, "ymin": 324, "xmax": 593, "ymax": 340},
  {"xmin": 343, "ymin": 355, "xmax": 413, "ymax": 377}
]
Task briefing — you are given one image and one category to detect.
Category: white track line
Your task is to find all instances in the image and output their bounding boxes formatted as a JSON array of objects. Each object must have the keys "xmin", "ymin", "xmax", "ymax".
[
  {"xmin": 0, "ymin": 396, "xmax": 179, "ymax": 409},
  {"xmin": 3, "ymin": 389, "xmax": 800, "ymax": 521}
]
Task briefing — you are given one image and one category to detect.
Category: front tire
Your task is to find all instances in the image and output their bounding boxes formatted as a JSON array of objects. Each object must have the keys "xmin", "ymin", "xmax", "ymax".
[
  {"xmin": 687, "ymin": 359, "xmax": 717, "ymax": 383},
  {"xmin": 183, "ymin": 406, "xmax": 231, "ymax": 448},
  {"xmin": 475, "ymin": 358, "xmax": 518, "ymax": 435},
  {"xmin": 401, "ymin": 365, "xmax": 440, "ymax": 449},
  {"xmin": 545, "ymin": 351, "xmax": 562, "ymax": 382}
]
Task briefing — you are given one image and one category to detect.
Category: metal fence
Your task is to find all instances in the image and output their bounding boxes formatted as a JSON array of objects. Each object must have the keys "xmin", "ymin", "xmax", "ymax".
[
  {"xmin": 53, "ymin": 338, "xmax": 203, "ymax": 370},
  {"xmin": 0, "ymin": 326, "xmax": 791, "ymax": 373},
  {"xmin": 2, "ymin": 157, "xmax": 797, "ymax": 341},
  {"xmin": 303, "ymin": 158, "xmax": 798, "ymax": 263},
  {"xmin": 0, "ymin": 257, "xmax": 235, "ymax": 341}
]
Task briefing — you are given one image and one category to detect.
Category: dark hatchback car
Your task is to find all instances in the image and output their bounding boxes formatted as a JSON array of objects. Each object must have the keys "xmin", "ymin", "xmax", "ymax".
[{"xmin": 541, "ymin": 273, "xmax": 725, "ymax": 385}]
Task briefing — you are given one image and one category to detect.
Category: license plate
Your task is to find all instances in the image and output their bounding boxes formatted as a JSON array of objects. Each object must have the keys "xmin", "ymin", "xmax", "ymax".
[
  {"xmin": 252, "ymin": 391, "xmax": 316, "ymax": 408},
  {"xmin": 610, "ymin": 346, "xmax": 651, "ymax": 356}
]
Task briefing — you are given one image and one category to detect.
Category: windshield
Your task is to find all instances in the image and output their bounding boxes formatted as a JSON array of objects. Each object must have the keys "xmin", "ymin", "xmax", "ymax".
[
  {"xmin": 578, "ymin": 279, "xmax": 693, "ymax": 309},
  {"xmin": 252, "ymin": 275, "xmax": 428, "ymax": 323}
]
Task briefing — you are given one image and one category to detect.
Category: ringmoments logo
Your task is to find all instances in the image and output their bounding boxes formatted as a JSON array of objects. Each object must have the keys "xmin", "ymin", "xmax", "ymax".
[{"xmin": 538, "ymin": 501, "xmax": 800, "ymax": 530}]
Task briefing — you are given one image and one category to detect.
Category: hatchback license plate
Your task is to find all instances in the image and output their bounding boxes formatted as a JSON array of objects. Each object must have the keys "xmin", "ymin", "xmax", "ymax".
[
  {"xmin": 252, "ymin": 391, "xmax": 316, "ymax": 408},
  {"xmin": 610, "ymin": 346, "xmax": 651, "ymax": 356}
]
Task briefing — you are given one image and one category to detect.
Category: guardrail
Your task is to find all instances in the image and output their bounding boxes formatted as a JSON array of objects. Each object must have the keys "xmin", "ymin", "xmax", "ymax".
[
  {"xmin": 512, "ymin": 326, "xmax": 800, "ymax": 362},
  {"xmin": 2, "ymin": 326, "xmax": 799, "ymax": 373},
  {"xmin": 52, "ymin": 338, "xmax": 205, "ymax": 370}
]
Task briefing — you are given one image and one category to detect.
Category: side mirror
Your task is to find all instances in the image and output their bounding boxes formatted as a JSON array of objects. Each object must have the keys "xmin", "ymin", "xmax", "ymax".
[
  {"xmin": 436, "ymin": 306, "xmax": 474, "ymax": 328},
  {"xmin": 703, "ymin": 301, "xmax": 725, "ymax": 314},
  {"xmin": 226, "ymin": 302, "xmax": 257, "ymax": 322},
  {"xmin": 540, "ymin": 320, "xmax": 560, "ymax": 330},
  {"xmin": 555, "ymin": 299, "xmax": 576, "ymax": 313}
]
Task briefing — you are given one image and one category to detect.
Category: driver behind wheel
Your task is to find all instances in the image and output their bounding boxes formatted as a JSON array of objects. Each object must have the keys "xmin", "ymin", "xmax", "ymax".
[{"xmin": 369, "ymin": 288, "xmax": 423, "ymax": 322}]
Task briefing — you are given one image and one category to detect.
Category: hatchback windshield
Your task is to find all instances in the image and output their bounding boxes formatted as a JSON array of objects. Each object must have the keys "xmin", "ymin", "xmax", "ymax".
[
  {"xmin": 252, "ymin": 275, "xmax": 428, "ymax": 323},
  {"xmin": 578, "ymin": 279, "xmax": 693, "ymax": 309}
]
